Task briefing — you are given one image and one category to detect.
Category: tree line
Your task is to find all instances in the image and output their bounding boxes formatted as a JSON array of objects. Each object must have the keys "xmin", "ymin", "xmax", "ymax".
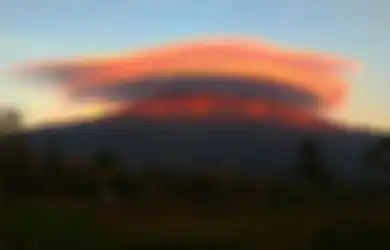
[{"xmin": 0, "ymin": 129, "xmax": 390, "ymax": 209}]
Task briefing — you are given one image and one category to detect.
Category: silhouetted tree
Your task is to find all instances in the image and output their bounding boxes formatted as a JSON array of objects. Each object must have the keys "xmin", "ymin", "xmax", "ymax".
[
  {"xmin": 364, "ymin": 136, "xmax": 390, "ymax": 193},
  {"xmin": 43, "ymin": 137, "xmax": 64, "ymax": 176},
  {"xmin": 0, "ymin": 108, "xmax": 24, "ymax": 203},
  {"xmin": 92, "ymin": 148, "xmax": 121, "ymax": 203},
  {"xmin": 40, "ymin": 137, "xmax": 69, "ymax": 197},
  {"xmin": 0, "ymin": 108, "xmax": 28, "ymax": 173},
  {"xmin": 0, "ymin": 109, "xmax": 31, "ymax": 201},
  {"xmin": 0, "ymin": 108, "xmax": 23, "ymax": 136},
  {"xmin": 294, "ymin": 138, "xmax": 331, "ymax": 190},
  {"xmin": 366, "ymin": 136, "xmax": 390, "ymax": 169},
  {"xmin": 136, "ymin": 163, "xmax": 179, "ymax": 211}
]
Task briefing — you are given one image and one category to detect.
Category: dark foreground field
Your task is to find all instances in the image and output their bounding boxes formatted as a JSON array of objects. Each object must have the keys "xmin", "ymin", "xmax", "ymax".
[
  {"xmin": 1, "ymin": 131, "xmax": 390, "ymax": 249},
  {"xmin": 2, "ymin": 194, "xmax": 390, "ymax": 250}
]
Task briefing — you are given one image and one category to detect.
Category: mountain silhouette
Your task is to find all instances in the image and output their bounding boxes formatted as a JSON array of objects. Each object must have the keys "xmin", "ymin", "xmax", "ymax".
[
  {"xmin": 26, "ymin": 108, "xmax": 379, "ymax": 182},
  {"xmin": 20, "ymin": 73, "xmax": 376, "ymax": 182}
]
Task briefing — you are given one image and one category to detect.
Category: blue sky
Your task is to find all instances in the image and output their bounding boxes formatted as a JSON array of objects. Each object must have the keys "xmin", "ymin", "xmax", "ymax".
[{"xmin": 1, "ymin": 0, "xmax": 389, "ymax": 131}]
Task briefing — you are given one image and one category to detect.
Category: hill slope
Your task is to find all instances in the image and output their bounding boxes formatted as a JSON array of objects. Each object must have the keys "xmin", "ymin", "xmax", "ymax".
[{"xmin": 25, "ymin": 112, "xmax": 380, "ymax": 182}]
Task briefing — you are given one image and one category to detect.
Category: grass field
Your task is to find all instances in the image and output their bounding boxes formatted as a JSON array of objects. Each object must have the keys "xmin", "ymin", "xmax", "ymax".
[{"xmin": 2, "ymin": 198, "xmax": 390, "ymax": 250}]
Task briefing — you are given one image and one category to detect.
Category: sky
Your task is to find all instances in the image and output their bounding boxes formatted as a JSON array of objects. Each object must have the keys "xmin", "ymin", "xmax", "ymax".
[{"xmin": 0, "ymin": 0, "xmax": 389, "ymax": 132}]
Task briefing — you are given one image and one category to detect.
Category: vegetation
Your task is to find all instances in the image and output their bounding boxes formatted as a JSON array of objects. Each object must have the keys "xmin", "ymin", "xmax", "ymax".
[{"xmin": 1, "ymin": 112, "xmax": 390, "ymax": 249}]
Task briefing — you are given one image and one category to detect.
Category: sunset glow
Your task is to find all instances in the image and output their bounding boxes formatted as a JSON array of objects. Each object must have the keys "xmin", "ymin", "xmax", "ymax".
[
  {"xmin": 21, "ymin": 38, "xmax": 357, "ymax": 108},
  {"xmin": 18, "ymin": 37, "xmax": 360, "ymax": 127}
]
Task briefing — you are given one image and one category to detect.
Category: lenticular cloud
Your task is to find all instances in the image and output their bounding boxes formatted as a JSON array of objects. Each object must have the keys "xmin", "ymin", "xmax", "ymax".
[{"xmin": 19, "ymin": 37, "xmax": 359, "ymax": 128}]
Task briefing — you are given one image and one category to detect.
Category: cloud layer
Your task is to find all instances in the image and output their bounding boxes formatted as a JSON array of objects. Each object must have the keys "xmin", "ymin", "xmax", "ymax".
[
  {"xmin": 19, "ymin": 38, "xmax": 359, "ymax": 119},
  {"xmin": 73, "ymin": 75, "xmax": 321, "ymax": 111}
]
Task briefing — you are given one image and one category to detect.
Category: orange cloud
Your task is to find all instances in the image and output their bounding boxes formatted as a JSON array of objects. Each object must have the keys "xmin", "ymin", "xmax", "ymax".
[
  {"xmin": 107, "ymin": 93, "xmax": 340, "ymax": 131},
  {"xmin": 19, "ymin": 37, "xmax": 359, "ymax": 109}
]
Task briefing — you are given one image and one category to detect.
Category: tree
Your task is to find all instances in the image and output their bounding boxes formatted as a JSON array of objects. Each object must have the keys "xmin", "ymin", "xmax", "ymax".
[
  {"xmin": 364, "ymin": 136, "xmax": 390, "ymax": 192},
  {"xmin": 92, "ymin": 148, "xmax": 121, "ymax": 203},
  {"xmin": 0, "ymin": 108, "xmax": 28, "ymax": 172},
  {"xmin": 0, "ymin": 109, "xmax": 31, "ymax": 201},
  {"xmin": 44, "ymin": 137, "xmax": 64, "ymax": 175},
  {"xmin": 0, "ymin": 108, "xmax": 23, "ymax": 136},
  {"xmin": 294, "ymin": 138, "xmax": 331, "ymax": 190},
  {"xmin": 366, "ymin": 136, "xmax": 390, "ymax": 168},
  {"xmin": 41, "ymin": 137, "xmax": 67, "ymax": 197},
  {"xmin": 137, "ymin": 163, "xmax": 177, "ymax": 210}
]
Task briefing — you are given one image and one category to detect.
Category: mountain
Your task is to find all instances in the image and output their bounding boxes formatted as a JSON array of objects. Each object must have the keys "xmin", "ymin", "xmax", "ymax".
[{"xmin": 25, "ymin": 110, "xmax": 380, "ymax": 182}]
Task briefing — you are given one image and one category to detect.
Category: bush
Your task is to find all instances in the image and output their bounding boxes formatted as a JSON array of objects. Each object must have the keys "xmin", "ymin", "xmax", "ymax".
[{"xmin": 1, "ymin": 203, "xmax": 120, "ymax": 250}]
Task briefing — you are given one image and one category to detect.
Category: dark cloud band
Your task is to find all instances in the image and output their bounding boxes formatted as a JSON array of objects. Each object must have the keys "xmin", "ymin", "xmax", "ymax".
[{"xmin": 70, "ymin": 74, "xmax": 321, "ymax": 110}]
